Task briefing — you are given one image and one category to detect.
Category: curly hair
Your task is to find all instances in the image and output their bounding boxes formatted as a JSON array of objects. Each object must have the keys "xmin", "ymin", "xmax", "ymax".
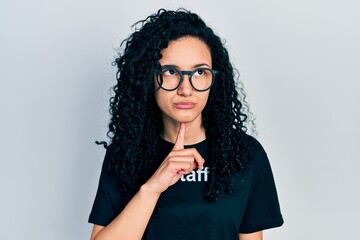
[{"xmin": 97, "ymin": 8, "xmax": 255, "ymax": 204}]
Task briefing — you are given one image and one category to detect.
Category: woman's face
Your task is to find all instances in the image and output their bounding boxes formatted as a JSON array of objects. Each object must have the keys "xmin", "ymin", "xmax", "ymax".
[{"xmin": 155, "ymin": 36, "xmax": 212, "ymax": 126}]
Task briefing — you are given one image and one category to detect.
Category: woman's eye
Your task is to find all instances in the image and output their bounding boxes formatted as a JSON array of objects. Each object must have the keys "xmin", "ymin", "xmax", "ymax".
[
  {"xmin": 194, "ymin": 69, "xmax": 204, "ymax": 76},
  {"xmin": 163, "ymin": 69, "xmax": 176, "ymax": 76}
]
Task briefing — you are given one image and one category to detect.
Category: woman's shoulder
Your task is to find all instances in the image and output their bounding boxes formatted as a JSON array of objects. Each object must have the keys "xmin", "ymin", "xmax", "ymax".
[
  {"xmin": 242, "ymin": 133, "xmax": 269, "ymax": 165},
  {"xmin": 99, "ymin": 142, "xmax": 125, "ymax": 173},
  {"xmin": 244, "ymin": 133, "xmax": 266, "ymax": 151},
  {"xmin": 103, "ymin": 142, "xmax": 126, "ymax": 159}
]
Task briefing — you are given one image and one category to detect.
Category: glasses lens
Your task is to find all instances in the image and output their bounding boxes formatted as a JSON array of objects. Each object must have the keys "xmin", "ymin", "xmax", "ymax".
[
  {"xmin": 160, "ymin": 69, "xmax": 181, "ymax": 90},
  {"xmin": 191, "ymin": 68, "xmax": 213, "ymax": 91}
]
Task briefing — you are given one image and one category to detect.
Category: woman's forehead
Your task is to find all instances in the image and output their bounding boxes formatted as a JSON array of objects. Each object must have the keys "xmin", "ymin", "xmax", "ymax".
[{"xmin": 159, "ymin": 36, "xmax": 212, "ymax": 68}]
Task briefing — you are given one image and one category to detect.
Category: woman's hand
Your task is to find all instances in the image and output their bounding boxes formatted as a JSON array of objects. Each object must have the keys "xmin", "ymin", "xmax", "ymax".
[
  {"xmin": 144, "ymin": 123, "xmax": 205, "ymax": 194},
  {"xmin": 90, "ymin": 123, "xmax": 205, "ymax": 240}
]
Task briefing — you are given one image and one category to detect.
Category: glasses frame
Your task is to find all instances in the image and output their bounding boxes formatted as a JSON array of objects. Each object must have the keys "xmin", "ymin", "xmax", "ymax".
[{"xmin": 156, "ymin": 67, "xmax": 218, "ymax": 92}]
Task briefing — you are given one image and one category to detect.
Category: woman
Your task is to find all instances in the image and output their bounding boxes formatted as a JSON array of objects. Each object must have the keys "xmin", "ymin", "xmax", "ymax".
[{"xmin": 89, "ymin": 9, "xmax": 283, "ymax": 240}]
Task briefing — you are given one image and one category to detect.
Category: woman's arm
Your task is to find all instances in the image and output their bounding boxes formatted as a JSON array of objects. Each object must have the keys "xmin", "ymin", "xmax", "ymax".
[
  {"xmin": 239, "ymin": 231, "xmax": 263, "ymax": 240},
  {"xmin": 90, "ymin": 184, "xmax": 160, "ymax": 240},
  {"xmin": 90, "ymin": 123, "xmax": 204, "ymax": 240}
]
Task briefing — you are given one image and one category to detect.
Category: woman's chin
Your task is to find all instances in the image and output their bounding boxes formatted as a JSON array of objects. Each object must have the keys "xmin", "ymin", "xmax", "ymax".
[
  {"xmin": 174, "ymin": 114, "xmax": 201, "ymax": 124},
  {"xmin": 162, "ymin": 111, "xmax": 202, "ymax": 125}
]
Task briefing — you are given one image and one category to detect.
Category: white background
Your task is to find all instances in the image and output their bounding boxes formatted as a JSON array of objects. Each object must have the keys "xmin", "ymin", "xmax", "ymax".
[{"xmin": 1, "ymin": 0, "xmax": 359, "ymax": 239}]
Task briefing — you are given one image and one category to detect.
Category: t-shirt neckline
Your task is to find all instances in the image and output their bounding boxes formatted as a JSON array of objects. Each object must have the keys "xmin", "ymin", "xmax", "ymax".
[{"xmin": 158, "ymin": 136, "xmax": 207, "ymax": 148}]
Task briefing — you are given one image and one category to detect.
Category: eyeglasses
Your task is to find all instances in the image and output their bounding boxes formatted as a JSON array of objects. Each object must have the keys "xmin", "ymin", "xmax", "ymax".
[{"xmin": 156, "ymin": 66, "xmax": 218, "ymax": 92}]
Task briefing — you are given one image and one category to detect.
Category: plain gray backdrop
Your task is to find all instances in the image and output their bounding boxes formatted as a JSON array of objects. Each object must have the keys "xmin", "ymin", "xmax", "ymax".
[{"xmin": 1, "ymin": 0, "xmax": 359, "ymax": 239}]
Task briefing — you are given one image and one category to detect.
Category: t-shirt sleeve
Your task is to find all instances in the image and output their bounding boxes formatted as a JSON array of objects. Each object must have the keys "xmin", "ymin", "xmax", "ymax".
[
  {"xmin": 239, "ymin": 137, "xmax": 284, "ymax": 233},
  {"xmin": 88, "ymin": 146, "xmax": 123, "ymax": 226}
]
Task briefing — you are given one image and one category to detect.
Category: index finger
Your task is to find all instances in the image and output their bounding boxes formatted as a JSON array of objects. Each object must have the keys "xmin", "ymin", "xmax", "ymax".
[{"xmin": 173, "ymin": 123, "xmax": 185, "ymax": 150}]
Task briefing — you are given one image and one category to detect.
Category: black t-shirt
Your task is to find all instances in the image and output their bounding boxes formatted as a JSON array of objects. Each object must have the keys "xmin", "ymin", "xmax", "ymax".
[{"xmin": 89, "ymin": 135, "xmax": 283, "ymax": 239}]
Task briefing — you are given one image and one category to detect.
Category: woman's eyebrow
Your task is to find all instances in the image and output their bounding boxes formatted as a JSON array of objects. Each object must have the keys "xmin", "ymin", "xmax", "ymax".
[
  {"xmin": 161, "ymin": 63, "xmax": 211, "ymax": 69},
  {"xmin": 161, "ymin": 64, "xmax": 178, "ymax": 69},
  {"xmin": 194, "ymin": 63, "xmax": 211, "ymax": 68}
]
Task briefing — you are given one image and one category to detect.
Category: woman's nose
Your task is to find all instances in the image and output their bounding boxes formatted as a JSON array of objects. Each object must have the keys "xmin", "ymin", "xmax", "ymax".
[{"xmin": 177, "ymin": 75, "xmax": 193, "ymax": 96}]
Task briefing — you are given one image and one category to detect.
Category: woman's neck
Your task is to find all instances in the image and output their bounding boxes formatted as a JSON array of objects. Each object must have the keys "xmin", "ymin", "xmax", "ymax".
[{"xmin": 160, "ymin": 116, "xmax": 206, "ymax": 145}]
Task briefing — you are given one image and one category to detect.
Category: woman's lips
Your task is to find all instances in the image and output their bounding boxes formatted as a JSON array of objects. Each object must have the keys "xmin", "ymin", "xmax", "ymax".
[{"xmin": 174, "ymin": 102, "xmax": 195, "ymax": 109}]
